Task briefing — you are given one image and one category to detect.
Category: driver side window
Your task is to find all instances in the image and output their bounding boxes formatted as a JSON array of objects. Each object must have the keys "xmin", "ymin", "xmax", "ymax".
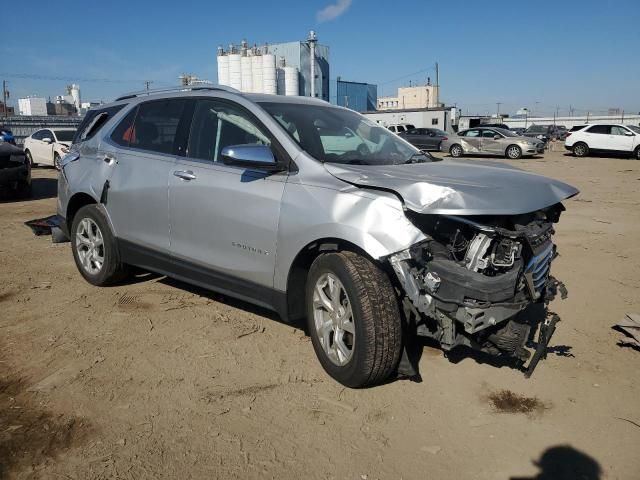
[
  {"xmin": 188, "ymin": 100, "xmax": 271, "ymax": 163},
  {"xmin": 482, "ymin": 130, "xmax": 498, "ymax": 138}
]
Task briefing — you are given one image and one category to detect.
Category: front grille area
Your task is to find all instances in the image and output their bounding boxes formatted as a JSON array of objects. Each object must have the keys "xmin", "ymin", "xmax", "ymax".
[{"xmin": 525, "ymin": 242, "xmax": 554, "ymax": 291}]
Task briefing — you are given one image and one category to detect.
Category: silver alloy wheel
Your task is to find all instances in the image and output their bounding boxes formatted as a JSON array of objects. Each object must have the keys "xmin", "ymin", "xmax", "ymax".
[
  {"xmin": 507, "ymin": 145, "xmax": 521, "ymax": 159},
  {"xmin": 312, "ymin": 273, "xmax": 355, "ymax": 366},
  {"xmin": 75, "ymin": 218, "xmax": 105, "ymax": 275},
  {"xmin": 451, "ymin": 145, "xmax": 462, "ymax": 157},
  {"xmin": 574, "ymin": 144, "xmax": 587, "ymax": 157}
]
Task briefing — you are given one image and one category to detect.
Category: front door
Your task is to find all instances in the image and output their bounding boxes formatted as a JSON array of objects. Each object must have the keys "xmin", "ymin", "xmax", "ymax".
[
  {"xmin": 103, "ymin": 99, "xmax": 189, "ymax": 254},
  {"xmin": 168, "ymin": 98, "xmax": 287, "ymax": 290},
  {"xmin": 481, "ymin": 129, "xmax": 504, "ymax": 155},
  {"xmin": 609, "ymin": 126, "xmax": 635, "ymax": 152}
]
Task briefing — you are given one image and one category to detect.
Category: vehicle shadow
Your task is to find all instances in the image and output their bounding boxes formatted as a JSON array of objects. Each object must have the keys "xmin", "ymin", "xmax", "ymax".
[
  {"xmin": 563, "ymin": 152, "xmax": 635, "ymax": 160},
  {"xmin": 159, "ymin": 276, "xmax": 291, "ymax": 326},
  {"xmin": 0, "ymin": 177, "xmax": 58, "ymax": 203},
  {"xmin": 510, "ymin": 445, "xmax": 602, "ymax": 480}
]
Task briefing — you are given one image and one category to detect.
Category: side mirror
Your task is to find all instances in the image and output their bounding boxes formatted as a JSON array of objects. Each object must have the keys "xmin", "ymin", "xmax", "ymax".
[
  {"xmin": 220, "ymin": 144, "xmax": 285, "ymax": 171},
  {"xmin": 624, "ymin": 131, "xmax": 634, "ymax": 136},
  {"xmin": 493, "ymin": 135, "xmax": 501, "ymax": 140},
  {"xmin": 42, "ymin": 137, "xmax": 53, "ymax": 144}
]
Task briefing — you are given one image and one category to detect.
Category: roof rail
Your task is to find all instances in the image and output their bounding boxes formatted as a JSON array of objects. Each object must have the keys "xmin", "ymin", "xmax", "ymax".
[{"xmin": 114, "ymin": 85, "xmax": 241, "ymax": 101}]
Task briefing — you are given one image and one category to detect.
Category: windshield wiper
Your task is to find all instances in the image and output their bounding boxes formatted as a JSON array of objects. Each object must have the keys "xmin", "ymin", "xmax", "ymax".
[{"xmin": 403, "ymin": 154, "xmax": 429, "ymax": 164}]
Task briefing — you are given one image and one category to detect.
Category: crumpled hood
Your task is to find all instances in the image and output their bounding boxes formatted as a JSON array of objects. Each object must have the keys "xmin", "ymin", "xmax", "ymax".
[{"xmin": 325, "ymin": 159, "xmax": 579, "ymax": 215}]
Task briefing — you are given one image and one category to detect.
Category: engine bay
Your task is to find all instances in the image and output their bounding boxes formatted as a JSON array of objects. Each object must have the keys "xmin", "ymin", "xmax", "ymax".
[{"xmin": 389, "ymin": 204, "xmax": 566, "ymax": 375}]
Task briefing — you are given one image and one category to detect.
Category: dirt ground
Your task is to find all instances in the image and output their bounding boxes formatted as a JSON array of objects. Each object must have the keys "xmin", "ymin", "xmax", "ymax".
[{"xmin": 1, "ymin": 149, "xmax": 639, "ymax": 479}]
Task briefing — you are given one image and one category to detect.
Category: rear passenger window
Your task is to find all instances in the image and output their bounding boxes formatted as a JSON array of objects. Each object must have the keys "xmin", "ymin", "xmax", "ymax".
[
  {"xmin": 188, "ymin": 99, "xmax": 271, "ymax": 163},
  {"xmin": 73, "ymin": 105, "xmax": 125, "ymax": 144},
  {"xmin": 110, "ymin": 107, "xmax": 138, "ymax": 147},
  {"xmin": 130, "ymin": 99, "xmax": 187, "ymax": 155},
  {"xmin": 587, "ymin": 125, "xmax": 611, "ymax": 135}
]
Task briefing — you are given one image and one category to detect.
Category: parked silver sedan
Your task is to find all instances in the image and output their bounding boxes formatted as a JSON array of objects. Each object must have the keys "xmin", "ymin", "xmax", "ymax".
[{"xmin": 442, "ymin": 127, "xmax": 545, "ymax": 159}]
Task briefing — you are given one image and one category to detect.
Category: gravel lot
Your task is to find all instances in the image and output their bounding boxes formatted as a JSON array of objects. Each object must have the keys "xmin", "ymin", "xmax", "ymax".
[{"xmin": 1, "ymin": 150, "xmax": 639, "ymax": 479}]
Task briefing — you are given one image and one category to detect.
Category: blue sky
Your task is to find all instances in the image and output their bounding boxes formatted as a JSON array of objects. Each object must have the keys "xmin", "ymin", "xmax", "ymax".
[{"xmin": 3, "ymin": 0, "xmax": 639, "ymax": 116}]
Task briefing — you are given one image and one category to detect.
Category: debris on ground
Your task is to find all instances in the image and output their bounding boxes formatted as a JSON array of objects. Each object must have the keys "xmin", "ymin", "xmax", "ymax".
[{"xmin": 613, "ymin": 313, "xmax": 640, "ymax": 349}]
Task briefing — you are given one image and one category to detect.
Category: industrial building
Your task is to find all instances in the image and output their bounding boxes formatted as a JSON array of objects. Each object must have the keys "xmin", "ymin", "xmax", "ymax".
[
  {"xmin": 331, "ymin": 77, "xmax": 377, "ymax": 113},
  {"xmin": 216, "ymin": 31, "xmax": 329, "ymax": 100},
  {"xmin": 18, "ymin": 84, "xmax": 82, "ymax": 117},
  {"xmin": 377, "ymin": 82, "xmax": 441, "ymax": 110}
]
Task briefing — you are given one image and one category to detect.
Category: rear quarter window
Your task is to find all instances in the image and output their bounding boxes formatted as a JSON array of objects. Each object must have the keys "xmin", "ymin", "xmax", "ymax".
[{"xmin": 73, "ymin": 104, "xmax": 126, "ymax": 144}]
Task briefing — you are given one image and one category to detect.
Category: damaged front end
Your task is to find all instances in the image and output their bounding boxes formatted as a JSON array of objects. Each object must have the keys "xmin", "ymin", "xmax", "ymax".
[{"xmin": 389, "ymin": 204, "xmax": 566, "ymax": 376}]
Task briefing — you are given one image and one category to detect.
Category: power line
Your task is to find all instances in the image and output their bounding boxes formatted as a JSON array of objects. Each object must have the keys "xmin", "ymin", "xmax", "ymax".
[{"xmin": 0, "ymin": 72, "xmax": 149, "ymax": 84}]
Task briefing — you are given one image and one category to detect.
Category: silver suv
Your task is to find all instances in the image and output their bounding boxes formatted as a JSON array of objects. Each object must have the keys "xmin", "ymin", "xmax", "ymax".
[{"xmin": 58, "ymin": 86, "xmax": 578, "ymax": 387}]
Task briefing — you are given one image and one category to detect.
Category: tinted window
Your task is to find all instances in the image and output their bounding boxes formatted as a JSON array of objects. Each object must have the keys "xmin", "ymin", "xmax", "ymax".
[
  {"xmin": 130, "ymin": 99, "xmax": 187, "ymax": 154},
  {"xmin": 482, "ymin": 129, "xmax": 498, "ymax": 138},
  {"xmin": 73, "ymin": 104, "xmax": 126, "ymax": 144},
  {"xmin": 42, "ymin": 130, "xmax": 54, "ymax": 140},
  {"xmin": 587, "ymin": 125, "xmax": 611, "ymax": 135},
  {"xmin": 32, "ymin": 130, "xmax": 44, "ymax": 140},
  {"xmin": 406, "ymin": 128, "xmax": 419, "ymax": 135},
  {"xmin": 53, "ymin": 130, "xmax": 75, "ymax": 142},
  {"xmin": 570, "ymin": 125, "xmax": 587, "ymax": 132},
  {"xmin": 397, "ymin": 125, "xmax": 406, "ymax": 132},
  {"xmin": 188, "ymin": 99, "xmax": 271, "ymax": 163},
  {"xmin": 110, "ymin": 107, "xmax": 139, "ymax": 147}
]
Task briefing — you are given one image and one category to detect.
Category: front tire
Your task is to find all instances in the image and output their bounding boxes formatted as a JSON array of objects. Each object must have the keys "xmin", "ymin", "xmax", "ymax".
[
  {"xmin": 53, "ymin": 152, "xmax": 61, "ymax": 170},
  {"xmin": 634, "ymin": 146, "xmax": 640, "ymax": 160},
  {"xmin": 71, "ymin": 205, "xmax": 129, "ymax": 286},
  {"xmin": 306, "ymin": 251, "xmax": 402, "ymax": 388},
  {"xmin": 450, "ymin": 144, "xmax": 463, "ymax": 157},
  {"xmin": 573, "ymin": 142, "xmax": 589, "ymax": 157},
  {"xmin": 506, "ymin": 144, "xmax": 522, "ymax": 159}
]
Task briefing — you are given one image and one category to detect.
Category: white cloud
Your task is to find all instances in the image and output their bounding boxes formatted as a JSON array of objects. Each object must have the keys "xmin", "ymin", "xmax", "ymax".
[{"xmin": 316, "ymin": 0, "xmax": 352, "ymax": 23}]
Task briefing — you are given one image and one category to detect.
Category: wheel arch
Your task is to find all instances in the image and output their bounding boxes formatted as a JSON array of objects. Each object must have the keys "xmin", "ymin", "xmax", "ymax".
[
  {"xmin": 284, "ymin": 237, "xmax": 384, "ymax": 323},
  {"xmin": 66, "ymin": 192, "xmax": 99, "ymax": 228}
]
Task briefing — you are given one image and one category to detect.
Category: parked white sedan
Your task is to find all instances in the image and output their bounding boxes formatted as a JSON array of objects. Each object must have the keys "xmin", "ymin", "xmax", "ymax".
[{"xmin": 24, "ymin": 128, "xmax": 76, "ymax": 169}]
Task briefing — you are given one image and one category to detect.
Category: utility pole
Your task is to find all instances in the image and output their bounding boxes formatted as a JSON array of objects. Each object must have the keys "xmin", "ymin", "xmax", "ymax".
[
  {"xmin": 2, "ymin": 80, "xmax": 7, "ymax": 118},
  {"xmin": 144, "ymin": 80, "xmax": 153, "ymax": 91},
  {"xmin": 435, "ymin": 62, "xmax": 439, "ymax": 87},
  {"xmin": 496, "ymin": 102, "xmax": 502, "ymax": 120}
]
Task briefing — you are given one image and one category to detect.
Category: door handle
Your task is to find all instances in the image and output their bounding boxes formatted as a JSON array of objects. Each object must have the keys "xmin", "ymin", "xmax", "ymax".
[{"xmin": 173, "ymin": 170, "xmax": 196, "ymax": 181}]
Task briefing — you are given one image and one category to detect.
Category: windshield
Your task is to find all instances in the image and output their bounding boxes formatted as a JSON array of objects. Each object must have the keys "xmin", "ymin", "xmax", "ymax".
[
  {"xmin": 493, "ymin": 127, "xmax": 518, "ymax": 137},
  {"xmin": 54, "ymin": 130, "xmax": 76, "ymax": 142},
  {"xmin": 627, "ymin": 125, "xmax": 640, "ymax": 134},
  {"xmin": 527, "ymin": 126, "xmax": 546, "ymax": 133},
  {"xmin": 259, "ymin": 102, "xmax": 426, "ymax": 165}
]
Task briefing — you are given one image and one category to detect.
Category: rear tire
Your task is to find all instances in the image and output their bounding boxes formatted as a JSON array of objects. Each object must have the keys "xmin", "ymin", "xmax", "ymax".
[
  {"xmin": 506, "ymin": 144, "xmax": 522, "ymax": 159},
  {"xmin": 25, "ymin": 150, "xmax": 35, "ymax": 167},
  {"xmin": 450, "ymin": 144, "xmax": 463, "ymax": 157},
  {"xmin": 71, "ymin": 205, "xmax": 129, "ymax": 286},
  {"xmin": 573, "ymin": 142, "xmax": 589, "ymax": 157},
  {"xmin": 306, "ymin": 251, "xmax": 402, "ymax": 388}
]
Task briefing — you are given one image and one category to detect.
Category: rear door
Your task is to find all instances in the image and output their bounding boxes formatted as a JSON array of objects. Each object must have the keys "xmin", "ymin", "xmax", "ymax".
[
  {"xmin": 462, "ymin": 129, "xmax": 483, "ymax": 153},
  {"xmin": 583, "ymin": 125, "xmax": 611, "ymax": 150},
  {"xmin": 103, "ymin": 98, "xmax": 188, "ymax": 254},
  {"xmin": 168, "ymin": 98, "xmax": 287, "ymax": 290}
]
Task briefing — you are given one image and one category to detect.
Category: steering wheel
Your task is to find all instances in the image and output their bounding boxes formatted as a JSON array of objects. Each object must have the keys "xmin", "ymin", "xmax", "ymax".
[{"xmin": 356, "ymin": 143, "xmax": 371, "ymax": 156}]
